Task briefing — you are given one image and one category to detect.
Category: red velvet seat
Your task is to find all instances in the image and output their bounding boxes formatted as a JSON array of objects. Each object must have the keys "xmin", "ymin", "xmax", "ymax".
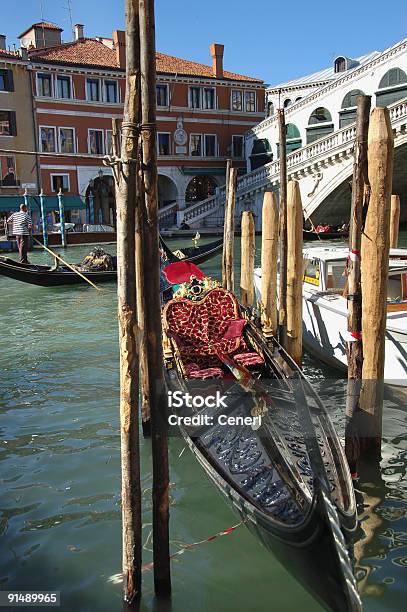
[{"xmin": 162, "ymin": 287, "xmax": 264, "ymax": 378}]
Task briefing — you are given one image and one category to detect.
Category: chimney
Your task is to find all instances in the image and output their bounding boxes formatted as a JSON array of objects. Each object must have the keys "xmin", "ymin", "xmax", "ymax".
[
  {"xmin": 0, "ymin": 35, "xmax": 6, "ymax": 51},
  {"xmin": 210, "ymin": 43, "xmax": 224, "ymax": 79},
  {"xmin": 113, "ymin": 30, "xmax": 126, "ymax": 69},
  {"xmin": 74, "ymin": 24, "xmax": 84, "ymax": 41}
]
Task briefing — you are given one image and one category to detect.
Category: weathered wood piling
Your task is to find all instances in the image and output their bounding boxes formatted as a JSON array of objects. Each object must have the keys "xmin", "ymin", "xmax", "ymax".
[
  {"xmin": 345, "ymin": 95, "xmax": 371, "ymax": 474},
  {"xmin": 115, "ymin": 0, "xmax": 142, "ymax": 602},
  {"xmin": 223, "ymin": 167, "xmax": 237, "ymax": 292},
  {"xmin": 261, "ymin": 191, "xmax": 279, "ymax": 335},
  {"xmin": 139, "ymin": 0, "xmax": 171, "ymax": 595},
  {"xmin": 286, "ymin": 180, "xmax": 303, "ymax": 366},
  {"xmin": 240, "ymin": 211, "xmax": 255, "ymax": 307},
  {"xmin": 359, "ymin": 106, "xmax": 394, "ymax": 459},
  {"xmin": 390, "ymin": 194, "xmax": 400, "ymax": 248},
  {"xmin": 278, "ymin": 108, "xmax": 288, "ymax": 347}
]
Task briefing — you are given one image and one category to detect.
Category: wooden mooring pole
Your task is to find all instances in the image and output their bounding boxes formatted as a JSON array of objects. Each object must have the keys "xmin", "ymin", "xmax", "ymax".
[
  {"xmin": 286, "ymin": 180, "xmax": 303, "ymax": 366},
  {"xmin": 390, "ymin": 194, "xmax": 400, "ymax": 248},
  {"xmin": 278, "ymin": 108, "xmax": 288, "ymax": 348},
  {"xmin": 222, "ymin": 159, "xmax": 232, "ymax": 287},
  {"xmin": 115, "ymin": 0, "xmax": 142, "ymax": 602},
  {"xmin": 261, "ymin": 191, "xmax": 279, "ymax": 336},
  {"xmin": 240, "ymin": 211, "xmax": 255, "ymax": 307},
  {"xmin": 345, "ymin": 95, "xmax": 371, "ymax": 475},
  {"xmin": 359, "ymin": 106, "xmax": 394, "ymax": 459},
  {"xmin": 139, "ymin": 0, "xmax": 171, "ymax": 596},
  {"xmin": 223, "ymin": 167, "xmax": 237, "ymax": 292}
]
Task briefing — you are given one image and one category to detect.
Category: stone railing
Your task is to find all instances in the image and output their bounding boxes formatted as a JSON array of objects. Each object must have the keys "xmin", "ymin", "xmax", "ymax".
[
  {"xmin": 250, "ymin": 37, "xmax": 407, "ymax": 136},
  {"xmin": 182, "ymin": 97, "xmax": 407, "ymax": 227},
  {"xmin": 158, "ymin": 201, "xmax": 178, "ymax": 228}
]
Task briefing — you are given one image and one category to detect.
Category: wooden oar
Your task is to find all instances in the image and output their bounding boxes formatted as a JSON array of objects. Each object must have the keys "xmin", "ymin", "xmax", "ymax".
[{"xmin": 32, "ymin": 236, "xmax": 101, "ymax": 291}]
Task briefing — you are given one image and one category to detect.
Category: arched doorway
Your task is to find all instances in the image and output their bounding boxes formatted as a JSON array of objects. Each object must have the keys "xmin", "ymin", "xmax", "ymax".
[
  {"xmin": 185, "ymin": 175, "xmax": 217, "ymax": 204},
  {"xmin": 85, "ymin": 171, "xmax": 116, "ymax": 226},
  {"xmin": 158, "ymin": 175, "xmax": 178, "ymax": 209}
]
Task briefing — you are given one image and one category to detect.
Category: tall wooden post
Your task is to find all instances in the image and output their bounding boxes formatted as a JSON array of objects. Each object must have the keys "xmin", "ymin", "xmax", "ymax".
[
  {"xmin": 390, "ymin": 194, "xmax": 400, "ymax": 248},
  {"xmin": 222, "ymin": 158, "xmax": 232, "ymax": 287},
  {"xmin": 240, "ymin": 211, "xmax": 255, "ymax": 307},
  {"xmin": 261, "ymin": 191, "xmax": 279, "ymax": 335},
  {"xmin": 278, "ymin": 108, "xmax": 288, "ymax": 347},
  {"xmin": 224, "ymin": 167, "xmax": 237, "ymax": 292},
  {"xmin": 286, "ymin": 180, "xmax": 303, "ymax": 366},
  {"xmin": 345, "ymin": 95, "xmax": 371, "ymax": 475},
  {"xmin": 57, "ymin": 190, "xmax": 67, "ymax": 248},
  {"xmin": 39, "ymin": 189, "xmax": 48, "ymax": 248},
  {"xmin": 359, "ymin": 107, "xmax": 394, "ymax": 459},
  {"xmin": 139, "ymin": 0, "xmax": 171, "ymax": 596},
  {"xmin": 115, "ymin": 0, "xmax": 142, "ymax": 603}
]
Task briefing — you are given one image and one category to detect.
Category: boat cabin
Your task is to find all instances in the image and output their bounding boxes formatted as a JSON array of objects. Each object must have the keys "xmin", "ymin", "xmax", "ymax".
[{"xmin": 302, "ymin": 246, "xmax": 407, "ymax": 304}]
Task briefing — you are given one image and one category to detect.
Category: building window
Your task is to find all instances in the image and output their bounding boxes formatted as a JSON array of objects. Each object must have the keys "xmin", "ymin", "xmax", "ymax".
[
  {"xmin": 105, "ymin": 80, "xmax": 118, "ymax": 103},
  {"xmin": 203, "ymin": 88, "xmax": 215, "ymax": 109},
  {"xmin": 190, "ymin": 87, "xmax": 201, "ymax": 109},
  {"xmin": 334, "ymin": 57, "xmax": 347, "ymax": 73},
  {"xmin": 37, "ymin": 73, "xmax": 52, "ymax": 97},
  {"xmin": 56, "ymin": 75, "xmax": 71, "ymax": 99},
  {"xmin": 190, "ymin": 134, "xmax": 202, "ymax": 156},
  {"xmin": 204, "ymin": 134, "xmax": 217, "ymax": 157},
  {"xmin": 156, "ymin": 84, "xmax": 168, "ymax": 107},
  {"xmin": 267, "ymin": 101, "xmax": 274, "ymax": 117},
  {"xmin": 51, "ymin": 174, "xmax": 70, "ymax": 193},
  {"xmin": 245, "ymin": 91, "xmax": 256, "ymax": 112},
  {"xmin": 283, "ymin": 98, "xmax": 291, "ymax": 108},
  {"xmin": 232, "ymin": 135, "xmax": 244, "ymax": 158},
  {"xmin": 0, "ymin": 111, "xmax": 16, "ymax": 136},
  {"xmin": 0, "ymin": 69, "xmax": 14, "ymax": 92},
  {"xmin": 339, "ymin": 89, "xmax": 365, "ymax": 128},
  {"xmin": 105, "ymin": 130, "xmax": 113, "ymax": 155},
  {"xmin": 231, "ymin": 90, "xmax": 242, "ymax": 111},
  {"xmin": 157, "ymin": 133, "xmax": 170, "ymax": 155},
  {"xmin": 0, "ymin": 155, "xmax": 18, "ymax": 186},
  {"xmin": 59, "ymin": 127, "xmax": 75, "ymax": 153},
  {"xmin": 88, "ymin": 129, "xmax": 104, "ymax": 154},
  {"xmin": 86, "ymin": 78, "xmax": 101, "ymax": 102},
  {"xmin": 40, "ymin": 126, "xmax": 56, "ymax": 152},
  {"xmin": 295, "ymin": 96, "xmax": 302, "ymax": 102}
]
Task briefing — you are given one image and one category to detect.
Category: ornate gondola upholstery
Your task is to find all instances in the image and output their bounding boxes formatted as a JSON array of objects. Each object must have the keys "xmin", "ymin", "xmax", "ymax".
[{"xmin": 162, "ymin": 287, "xmax": 264, "ymax": 378}]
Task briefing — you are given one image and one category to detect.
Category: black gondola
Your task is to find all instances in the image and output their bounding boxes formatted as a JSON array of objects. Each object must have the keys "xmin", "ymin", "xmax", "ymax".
[
  {"xmin": 303, "ymin": 230, "xmax": 349, "ymax": 242},
  {"xmin": 162, "ymin": 279, "xmax": 361, "ymax": 611},
  {"xmin": 0, "ymin": 237, "xmax": 223, "ymax": 287}
]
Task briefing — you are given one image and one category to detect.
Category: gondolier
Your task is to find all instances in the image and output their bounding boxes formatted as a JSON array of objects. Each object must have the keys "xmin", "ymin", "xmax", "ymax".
[{"xmin": 7, "ymin": 203, "xmax": 32, "ymax": 264}]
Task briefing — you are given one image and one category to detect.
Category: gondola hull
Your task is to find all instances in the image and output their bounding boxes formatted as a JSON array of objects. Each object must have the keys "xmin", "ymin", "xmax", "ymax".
[
  {"xmin": 303, "ymin": 230, "xmax": 348, "ymax": 242},
  {"xmin": 162, "ymin": 284, "xmax": 361, "ymax": 611},
  {"xmin": 0, "ymin": 257, "xmax": 116, "ymax": 286},
  {"xmin": 0, "ymin": 238, "xmax": 223, "ymax": 287}
]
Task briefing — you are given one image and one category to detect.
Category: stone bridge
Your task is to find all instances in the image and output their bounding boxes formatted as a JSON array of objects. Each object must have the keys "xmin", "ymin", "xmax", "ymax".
[{"xmin": 169, "ymin": 97, "xmax": 407, "ymax": 230}]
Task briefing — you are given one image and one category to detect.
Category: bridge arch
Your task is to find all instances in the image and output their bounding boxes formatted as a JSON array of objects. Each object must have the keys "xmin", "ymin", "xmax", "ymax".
[
  {"xmin": 377, "ymin": 67, "xmax": 407, "ymax": 107},
  {"xmin": 339, "ymin": 89, "xmax": 365, "ymax": 128},
  {"xmin": 158, "ymin": 174, "xmax": 178, "ymax": 209},
  {"xmin": 306, "ymin": 107, "xmax": 334, "ymax": 144}
]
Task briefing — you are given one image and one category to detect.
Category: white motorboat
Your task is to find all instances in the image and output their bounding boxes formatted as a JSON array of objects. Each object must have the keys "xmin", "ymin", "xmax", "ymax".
[{"xmin": 254, "ymin": 246, "xmax": 407, "ymax": 387}]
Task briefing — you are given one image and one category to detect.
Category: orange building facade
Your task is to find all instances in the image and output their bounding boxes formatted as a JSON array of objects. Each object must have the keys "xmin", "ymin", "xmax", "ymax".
[{"xmin": 20, "ymin": 23, "xmax": 265, "ymax": 225}]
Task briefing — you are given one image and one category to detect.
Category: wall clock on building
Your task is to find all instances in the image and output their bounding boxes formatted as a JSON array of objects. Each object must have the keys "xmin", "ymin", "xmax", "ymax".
[{"xmin": 174, "ymin": 117, "xmax": 187, "ymax": 146}]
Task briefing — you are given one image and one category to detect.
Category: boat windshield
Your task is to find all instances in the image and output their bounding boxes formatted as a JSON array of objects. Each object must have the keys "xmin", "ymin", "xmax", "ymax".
[
  {"xmin": 303, "ymin": 258, "xmax": 320, "ymax": 286},
  {"xmin": 326, "ymin": 261, "xmax": 347, "ymax": 291}
]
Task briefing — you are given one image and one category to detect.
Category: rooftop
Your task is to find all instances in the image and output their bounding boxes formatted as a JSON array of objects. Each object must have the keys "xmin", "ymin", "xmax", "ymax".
[
  {"xmin": 29, "ymin": 37, "xmax": 263, "ymax": 82},
  {"xmin": 268, "ymin": 51, "xmax": 379, "ymax": 91},
  {"xmin": 19, "ymin": 22, "xmax": 63, "ymax": 38}
]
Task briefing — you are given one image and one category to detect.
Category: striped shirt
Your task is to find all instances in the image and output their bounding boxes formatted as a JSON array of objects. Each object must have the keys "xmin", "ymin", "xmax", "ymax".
[{"xmin": 7, "ymin": 211, "xmax": 32, "ymax": 235}]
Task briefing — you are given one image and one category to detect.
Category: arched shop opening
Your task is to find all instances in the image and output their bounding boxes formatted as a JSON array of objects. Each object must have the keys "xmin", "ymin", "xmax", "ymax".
[
  {"xmin": 277, "ymin": 123, "xmax": 302, "ymax": 156},
  {"xmin": 158, "ymin": 175, "xmax": 178, "ymax": 209},
  {"xmin": 185, "ymin": 175, "xmax": 217, "ymax": 205},
  {"xmin": 376, "ymin": 68, "xmax": 407, "ymax": 107},
  {"xmin": 306, "ymin": 107, "xmax": 334, "ymax": 144},
  {"xmin": 339, "ymin": 89, "xmax": 365, "ymax": 128},
  {"xmin": 85, "ymin": 172, "xmax": 116, "ymax": 226}
]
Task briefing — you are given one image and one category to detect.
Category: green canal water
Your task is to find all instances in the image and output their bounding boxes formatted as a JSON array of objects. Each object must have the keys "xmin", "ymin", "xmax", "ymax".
[{"xmin": 0, "ymin": 237, "xmax": 406, "ymax": 611}]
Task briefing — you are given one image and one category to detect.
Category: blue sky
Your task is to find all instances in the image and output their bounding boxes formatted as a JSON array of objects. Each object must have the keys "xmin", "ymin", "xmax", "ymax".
[{"xmin": 3, "ymin": 0, "xmax": 407, "ymax": 85}]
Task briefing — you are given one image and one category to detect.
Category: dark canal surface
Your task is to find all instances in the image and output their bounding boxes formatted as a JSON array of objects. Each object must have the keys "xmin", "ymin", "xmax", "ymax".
[{"xmin": 0, "ymin": 237, "xmax": 406, "ymax": 611}]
